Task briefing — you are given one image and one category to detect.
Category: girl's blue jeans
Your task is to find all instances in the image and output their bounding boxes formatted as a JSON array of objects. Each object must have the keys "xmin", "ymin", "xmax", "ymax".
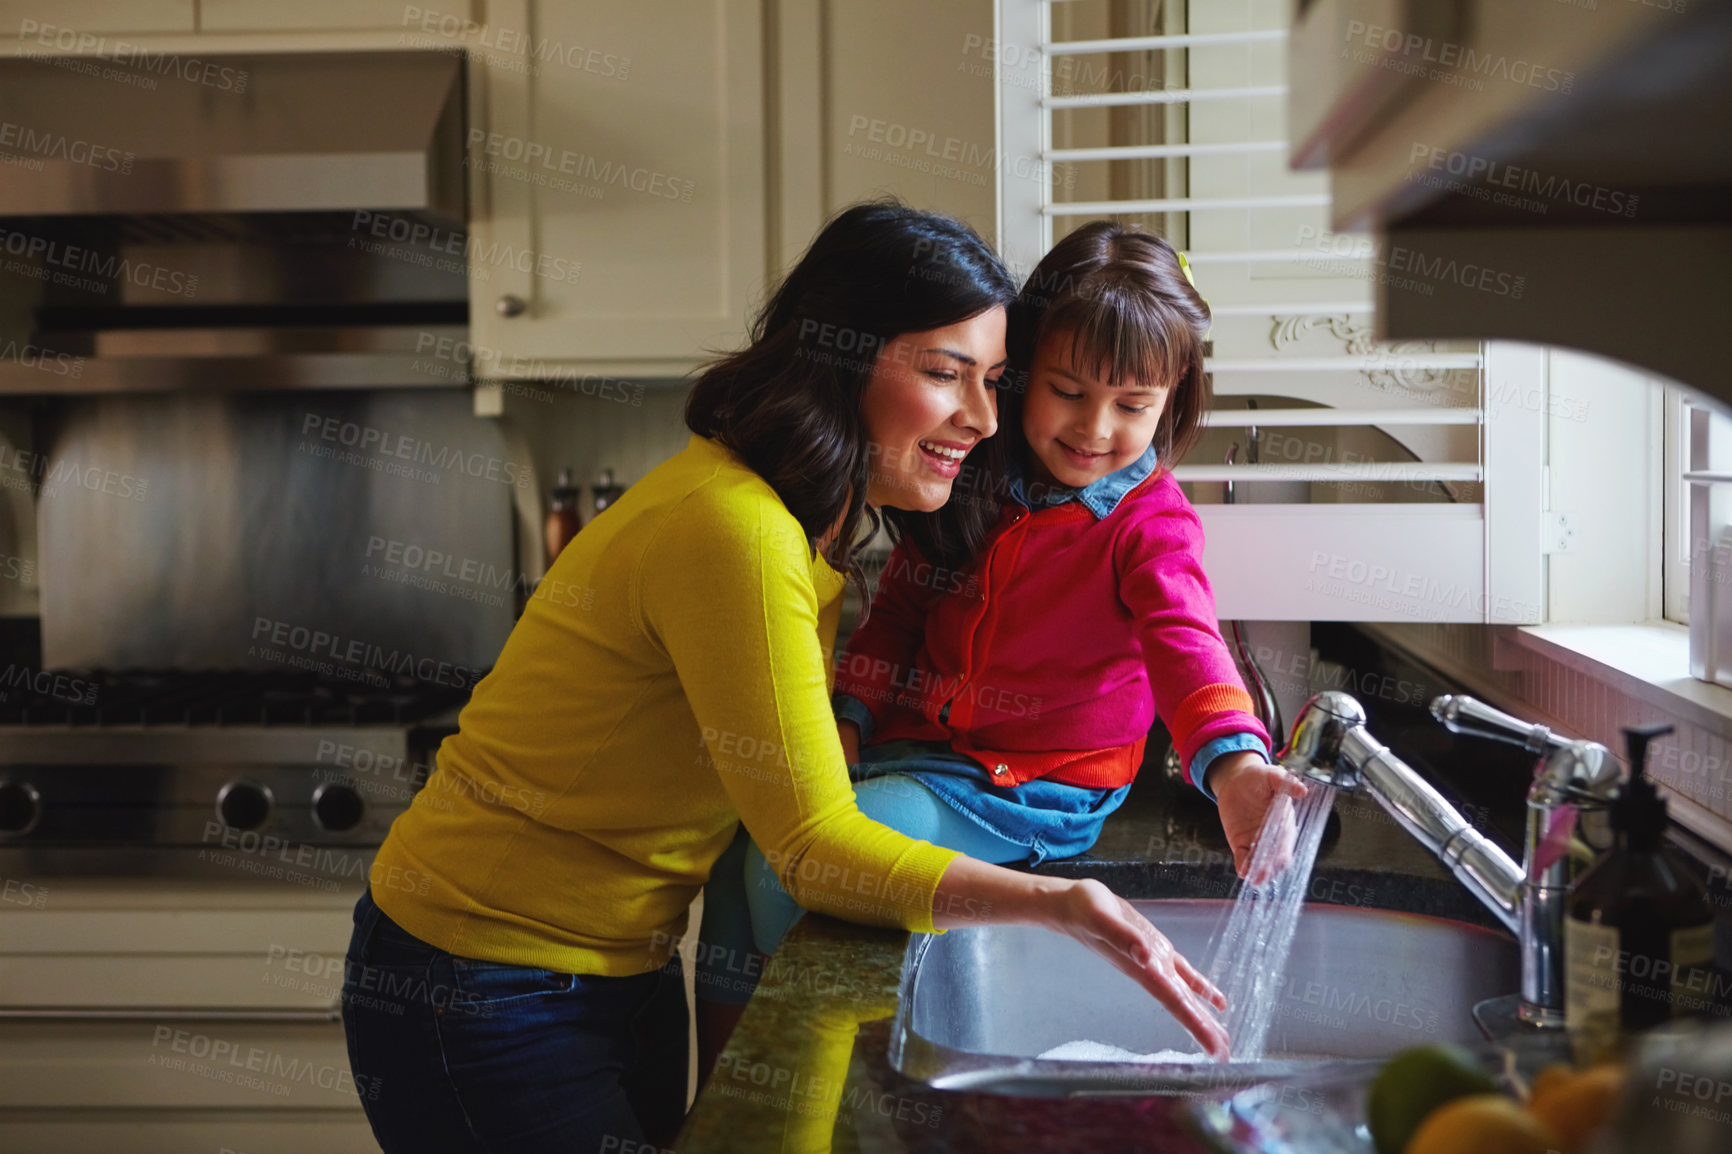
[
  {"xmin": 695, "ymin": 771, "xmax": 1027, "ymax": 1006},
  {"xmin": 341, "ymin": 889, "xmax": 688, "ymax": 1153}
]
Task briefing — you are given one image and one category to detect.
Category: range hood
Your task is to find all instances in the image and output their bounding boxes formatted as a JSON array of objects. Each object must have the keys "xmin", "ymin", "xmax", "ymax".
[
  {"xmin": 0, "ymin": 51, "xmax": 465, "ymax": 220},
  {"xmin": 0, "ymin": 52, "xmax": 470, "ymax": 395}
]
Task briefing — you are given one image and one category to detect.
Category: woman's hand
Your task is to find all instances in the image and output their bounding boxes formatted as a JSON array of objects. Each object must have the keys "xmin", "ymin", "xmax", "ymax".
[
  {"xmin": 1207, "ymin": 754, "xmax": 1309, "ymax": 885},
  {"xmin": 932, "ymin": 862, "xmax": 1229, "ymax": 1059},
  {"xmin": 1043, "ymin": 878, "xmax": 1230, "ymax": 1060}
]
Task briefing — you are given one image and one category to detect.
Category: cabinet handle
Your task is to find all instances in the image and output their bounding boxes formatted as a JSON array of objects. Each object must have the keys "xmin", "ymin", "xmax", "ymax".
[{"xmin": 496, "ymin": 294, "xmax": 527, "ymax": 318}]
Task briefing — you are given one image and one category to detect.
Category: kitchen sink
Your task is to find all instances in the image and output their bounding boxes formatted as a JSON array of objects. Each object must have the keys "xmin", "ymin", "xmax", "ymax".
[{"xmin": 888, "ymin": 898, "xmax": 1518, "ymax": 1096}]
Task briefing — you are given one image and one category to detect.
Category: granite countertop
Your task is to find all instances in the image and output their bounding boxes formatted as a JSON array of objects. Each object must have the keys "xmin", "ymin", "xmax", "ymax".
[
  {"xmin": 677, "ymin": 776, "xmax": 1518, "ymax": 1153},
  {"xmin": 676, "ymin": 626, "xmax": 1732, "ymax": 1152}
]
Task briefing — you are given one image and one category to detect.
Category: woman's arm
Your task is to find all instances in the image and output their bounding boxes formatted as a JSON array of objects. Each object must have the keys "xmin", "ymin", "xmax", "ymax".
[{"xmin": 641, "ymin": 495, "xmax": 961, "ymax": 934}]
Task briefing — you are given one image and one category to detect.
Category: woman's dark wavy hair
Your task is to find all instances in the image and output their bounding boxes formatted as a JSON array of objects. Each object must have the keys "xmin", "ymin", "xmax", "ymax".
[
  {"xmin": 1000, "ymin": 220, "xmax": 1213, "ymax": 482},
  {"xmin": 685, "ymin": 199, "xmax": 1018, "ymax": 583}
]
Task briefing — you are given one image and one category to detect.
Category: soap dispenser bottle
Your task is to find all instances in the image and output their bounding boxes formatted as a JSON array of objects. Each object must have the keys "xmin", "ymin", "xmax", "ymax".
[{"xmin": 1564, "ymin": 723, "xmax": 1716, "ymax": 1043}]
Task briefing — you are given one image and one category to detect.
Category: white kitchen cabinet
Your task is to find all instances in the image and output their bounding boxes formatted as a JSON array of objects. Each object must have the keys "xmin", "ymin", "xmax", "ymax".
[
  {"xmin": 0, "ymin": 876, "xmax": 357, "ymax": 1013},
  {"xmin": 0, "ymin": 875, "xmax": 370, "ymax": 1148},
  {"xmin": 0, "ymin": 1022, "xmax": 376, "ymax": 1153},
  {"xmin": 0, "ymin": 1, "xmax": 194, "ymax": 35},
  {"xmin": 468, "ymin": 0, "xmax": 768, "ymax": 377},
  {"xmin": 0, "ymin": 1019, "xmax": 361, "ymax": 1111}
]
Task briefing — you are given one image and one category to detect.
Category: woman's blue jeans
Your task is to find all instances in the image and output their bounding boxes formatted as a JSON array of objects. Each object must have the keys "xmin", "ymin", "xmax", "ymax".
[{"xmin": 341, "ymin": 889, "xmax": 688, "ymax": 1153}]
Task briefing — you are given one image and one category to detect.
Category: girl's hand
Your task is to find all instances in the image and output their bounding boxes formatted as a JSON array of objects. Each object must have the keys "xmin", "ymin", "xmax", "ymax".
[
  {"xmin": 1207, "ymin": 754, "xmax": 1309, "ymax": 885},
  {"xmin": 1044, "ymin": 878, "xmax": 1230, "ymax": 1060}
]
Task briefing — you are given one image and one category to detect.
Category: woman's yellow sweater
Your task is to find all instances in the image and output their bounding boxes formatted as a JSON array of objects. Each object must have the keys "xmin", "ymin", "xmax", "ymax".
[{"xmin": 368, "ymin": 433, "xmax": 960, "ymax": 975}]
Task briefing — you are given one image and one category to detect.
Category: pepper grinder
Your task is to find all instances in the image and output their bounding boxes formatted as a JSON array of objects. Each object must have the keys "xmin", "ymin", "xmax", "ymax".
[
  {"xmin": 592, "ymin": 467, "xmax": 626, "ymax": 519},
  {"xmin": 544, "ymin": 466, "xmax": 582, "ymax": 563}
]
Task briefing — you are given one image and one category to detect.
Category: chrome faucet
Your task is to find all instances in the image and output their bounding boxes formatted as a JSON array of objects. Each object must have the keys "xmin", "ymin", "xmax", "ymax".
[{"xmin": 1278, "ymin": 691, "xmax": 1621, "ymax": 1028}]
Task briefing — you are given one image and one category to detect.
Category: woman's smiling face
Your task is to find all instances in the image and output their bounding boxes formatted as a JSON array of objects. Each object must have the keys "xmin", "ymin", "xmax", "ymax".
[
  {"xmin": 1022, "ymin": 328, "xmax": 1170, "ymax": 491},
  {"xmin": 860, "ymin": 308, "xmax": 1006, "ymax": 511}
]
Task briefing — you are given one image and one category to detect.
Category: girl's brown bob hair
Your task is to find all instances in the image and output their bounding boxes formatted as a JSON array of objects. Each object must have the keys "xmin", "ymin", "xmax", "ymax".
[{"xmin": 1003, "ymin": 220, "xmax": 1213, "ymax": 476}]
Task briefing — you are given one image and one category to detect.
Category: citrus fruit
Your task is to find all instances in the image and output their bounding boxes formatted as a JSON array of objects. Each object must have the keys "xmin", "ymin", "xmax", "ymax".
[
  {"xmin": 1406, "ymin": 1093, "xmax": 1561, "ymax": 1154},
  {"xmin": 1527, "ymin": 1063, "xmax": 1626, "ymax": 1153},
  {"xmin": 1526, "ymin": 1062, "xmax": 1574, "ymax": 1104},
  {"xmin": 1366, "ymin": 1043, "xmax": 1500, "ymax": 1154}
]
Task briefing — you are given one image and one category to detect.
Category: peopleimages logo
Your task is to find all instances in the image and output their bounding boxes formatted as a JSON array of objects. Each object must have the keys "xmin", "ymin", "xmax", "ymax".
[
  {"xmin": 401, "ymin": 7, "xmax": 632, "ymax": 81},
  {"xmin": 1305, "ymin": 550, "xmax": 1540, "ymax": 620},
  {"xmin": 298, "ymin": 412, "xmax": 533, "ymax": 490},
  {"xmin": 1406, "ymin": 144, "xmax": 1639, "ymax": 218},
  {"xmin": 0, "ymin": 225, "xmax": 199, "ymax": 296},
  {"xmin": 149, "ymin": 1026, "xmax": 379, "ymax": 1100},
  {"xmin": 17, "ymin": 20, "xmax": 250, "ymax": 92},
  {"xmin": 350, "ymin": 211, "xmax": 582, "ymax": 287},
  {"xmin": 1294, "ymin": 226, "xmax": 1526, "ymax": 299},
  {"xmin": 248, "ymin": 616, "xmax": 483, "ymax": 689},
  {"xmin": 1342, "ymin": 20, "xmax": 1575, "ymax": 94},
  {"xmin": 0, "ymin": 120, "xmax": 133, "ymax": 172},
  {"xmin": 0, "ymin": 551, "xmax": 32, "ymax": 584},
  {"xmin": 0, "ymin": 664, "xmax": 98, "ymax": 705},
  {"xmin": 466, "ymin": 129, "xmax": 694, "ymax": 202}
]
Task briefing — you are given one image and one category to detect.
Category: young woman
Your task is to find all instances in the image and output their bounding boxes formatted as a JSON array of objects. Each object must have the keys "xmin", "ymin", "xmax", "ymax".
[{"xmin": 341, "ymin": 203, "xmax": 1230, "ymax": 1154}]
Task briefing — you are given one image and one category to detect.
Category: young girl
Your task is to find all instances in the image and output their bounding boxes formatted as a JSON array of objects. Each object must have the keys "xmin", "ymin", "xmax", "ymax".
[{"xmin": 705, "ymin": 220, "xmax": 1306, "ymax": 979}]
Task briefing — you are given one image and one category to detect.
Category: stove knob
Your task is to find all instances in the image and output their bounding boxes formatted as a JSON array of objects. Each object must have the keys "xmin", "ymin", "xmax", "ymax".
[
  {"xmin": 0, "ymin": 780, "xmax": 42, "ymax": 837},
  {"xmin": 312, "ymin": 784, "xmax": 365, "ymax": 833},
  {"xmin": 216, "ymin": 781, "xmax": 274, "ymax": 831}
]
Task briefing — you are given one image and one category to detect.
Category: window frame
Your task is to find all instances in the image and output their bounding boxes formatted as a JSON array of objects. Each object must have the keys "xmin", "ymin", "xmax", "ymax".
[
  {"xmin": 1664, "ymin": 385, "xmax": 1689, "ymax": 624},
  {"xmin": 1665, "ymin": 386, "xmax": 1732, "ymax": 629}
]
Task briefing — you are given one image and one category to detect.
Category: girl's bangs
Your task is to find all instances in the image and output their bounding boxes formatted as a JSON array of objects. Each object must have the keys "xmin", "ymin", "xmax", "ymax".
[{"xmin": 1047, "ymin": 286, "xmax": 1195, "ymax": 392}]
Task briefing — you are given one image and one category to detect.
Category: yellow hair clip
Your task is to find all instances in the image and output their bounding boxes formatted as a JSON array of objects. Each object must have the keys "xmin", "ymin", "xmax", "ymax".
[{"xmin": 1177, "ymin": 250, "xmax": 1211, "ymax": 337}]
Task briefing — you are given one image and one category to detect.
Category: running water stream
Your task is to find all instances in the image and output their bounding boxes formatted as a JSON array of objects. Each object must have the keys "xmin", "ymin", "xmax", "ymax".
[
  {"xmin": 1036, "ymin": 782, "xmax": 1342, "ymax": 1065},
  {"xmin": 1202, "ymin": 784, "xmax": 1338, "ymax": 1062}
]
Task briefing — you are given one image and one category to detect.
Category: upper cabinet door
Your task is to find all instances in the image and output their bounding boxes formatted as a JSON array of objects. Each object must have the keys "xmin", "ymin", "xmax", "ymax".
[{"xmin": 470, "ymin": 0, "xmax": 767, "ymax": 376}]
